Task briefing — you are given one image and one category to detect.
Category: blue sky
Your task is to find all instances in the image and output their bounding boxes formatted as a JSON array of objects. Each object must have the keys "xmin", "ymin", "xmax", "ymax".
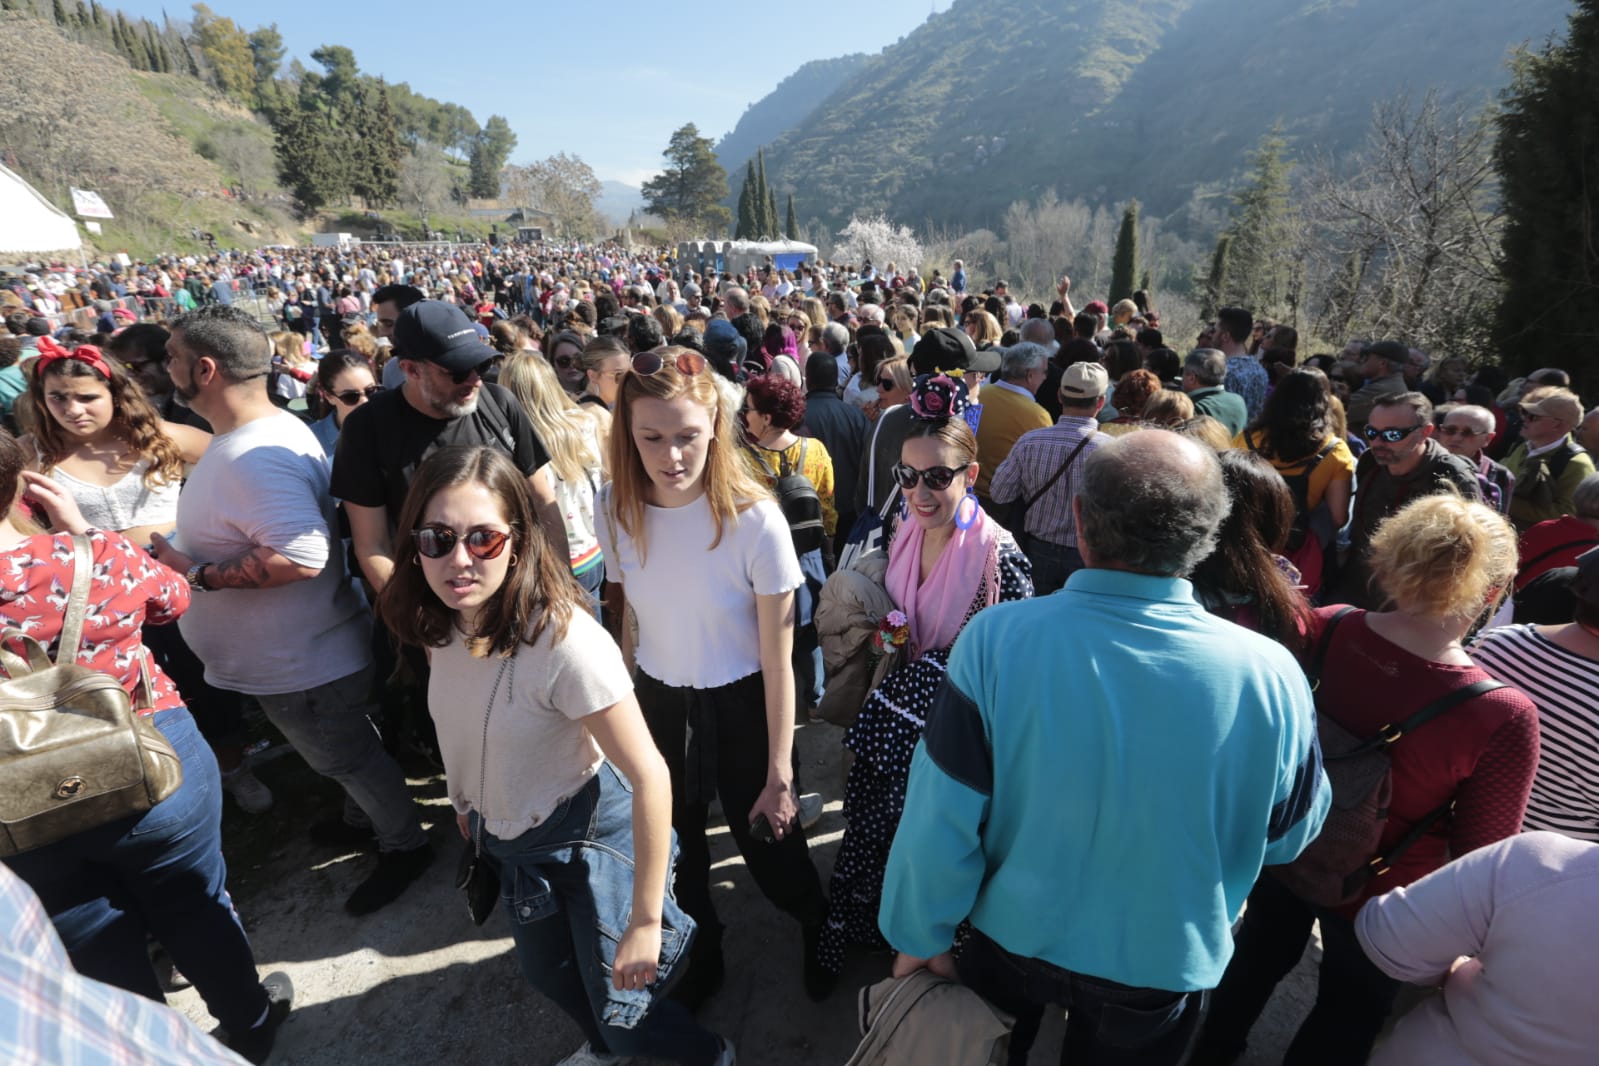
[{"xmin": 116, "ymin": 1, "xmax": 941, "ymax": 185}]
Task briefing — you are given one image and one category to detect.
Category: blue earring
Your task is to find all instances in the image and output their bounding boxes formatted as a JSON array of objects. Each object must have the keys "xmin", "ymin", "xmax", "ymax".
[
  {"xmin": 899, "ymin": 494, "xmax": 910, "ymax": 522},
  {"xmin": 955, "ymin": 489, "xmax": 979, "ymax": 531}
]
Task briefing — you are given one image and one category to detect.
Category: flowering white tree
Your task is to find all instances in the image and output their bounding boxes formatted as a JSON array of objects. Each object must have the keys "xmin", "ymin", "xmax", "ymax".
[{"xmin": 835, "ymin": 213, "xmax": 924, "ymax": 269}]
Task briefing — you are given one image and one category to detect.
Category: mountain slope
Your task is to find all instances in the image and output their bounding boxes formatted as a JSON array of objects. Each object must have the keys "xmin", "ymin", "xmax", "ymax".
[
  {"xmin": 757, "ymin": 0, "xmax": 1574, "ymax": 231},
  {"xmin": 715, "ymin": 53, "xmax": 871, "ymax": 177}
]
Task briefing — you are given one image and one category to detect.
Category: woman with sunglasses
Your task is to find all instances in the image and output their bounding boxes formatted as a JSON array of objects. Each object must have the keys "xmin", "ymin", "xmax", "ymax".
[
  {"xmin": 309, "ymin": 350, "xmax": 379, "ymax": 459},
  {"xmin": 817, "ymin": 373, "xmax": 1032, "ymax": 982},
  {"xmin": 868, "ymin": 355, "xmax": 913, "ymax": 422},
  {"xmin": 598, "ymin": 345, "xmax": 830, "ymax": 1008},
  {"xmin": 377, "ymin": 446, "xmax": 734, "ymax": 1066},
  {"xmin": 577, "ymin": 334, "xmax": 630, "ymax": 421},
  {"xmin": 1199, "ymin": 494, "xmax": 1538, "ymax": 1066},
  {"xmin": 545, "ymin": 329, "xmax": 590, "ymax": 397}
]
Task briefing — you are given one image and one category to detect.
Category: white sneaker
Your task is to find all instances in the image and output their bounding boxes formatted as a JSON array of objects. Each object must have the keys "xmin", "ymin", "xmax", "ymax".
[
  {"xmin": 714, "ymin": 1038, "xmax": 737, "ymax": 1065},
  {"xmin": 222, "ymin": 767, "xmax": 274, "ymax": 814},
  {"xmin": 798, "ymin": 791, "xmax": 824, "ymax": 830},
  {"xmin": 554, "ymin": 1043, "xmax": 623, "ymax": 1066}
]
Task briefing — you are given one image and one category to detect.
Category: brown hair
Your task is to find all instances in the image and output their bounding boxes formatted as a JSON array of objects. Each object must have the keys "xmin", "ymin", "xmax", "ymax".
[
  {"xmin": 902, "ymin": 413, "xmax": 978, "ymax": 467},
  {"xmin": 0, "ymin": 428, "xmax": 25, "ymax": 513},
  {"xmin": 377, "ymin": 446, "xmax": 582, "ymax": 658},
  {"xmin": 19, "ymin": 356, "xmax": 186, "ymax": 487}
]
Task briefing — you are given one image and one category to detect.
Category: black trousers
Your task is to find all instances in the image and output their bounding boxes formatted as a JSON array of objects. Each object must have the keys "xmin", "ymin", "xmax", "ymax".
[
  {"xmin": 1197, "ymin": 874, "xmax": 1400, "ymax": 1065},
  {"xmin": 635, "ymin": 669, "xmax": 826, "ymax": 955},
  {"xmin": 958, "ymin": 929, "xmax": 1206, "ymax": 1066}
]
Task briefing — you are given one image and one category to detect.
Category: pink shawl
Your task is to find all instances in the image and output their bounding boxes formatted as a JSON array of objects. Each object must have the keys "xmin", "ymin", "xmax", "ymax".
[{"xmin": 884, "ymin": 503, "xmax": 1002, "ymax": 658}]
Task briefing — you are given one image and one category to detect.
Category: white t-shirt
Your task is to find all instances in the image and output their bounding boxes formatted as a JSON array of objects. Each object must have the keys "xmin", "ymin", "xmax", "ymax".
[
  {"xmin": 597, "ymin": 487, "xmax": 802, "ymax": 688},
  {"xmin": 175, "ymin": 411, "xmax": 370, "ymax": 695},
  {"xmin": 430, "ymin": 611, "xmax": 625, "ymax": 837}
]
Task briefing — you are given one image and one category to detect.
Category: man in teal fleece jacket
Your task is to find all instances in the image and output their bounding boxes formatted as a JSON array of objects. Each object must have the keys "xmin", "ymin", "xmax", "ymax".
[{"xmin": 879, "ymin": 430, "xmax": 1330, "ymax": 1066}]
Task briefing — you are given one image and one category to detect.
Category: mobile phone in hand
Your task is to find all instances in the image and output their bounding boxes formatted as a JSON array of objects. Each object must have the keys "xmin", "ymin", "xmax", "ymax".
[{"xmin": 749, "ymin": 814, "xmax": 778, "ymax": 845}]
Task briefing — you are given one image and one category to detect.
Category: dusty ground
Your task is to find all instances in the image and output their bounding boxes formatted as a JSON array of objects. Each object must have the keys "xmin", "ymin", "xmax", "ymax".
[{"xmin": 170, "ymin": 719, "xmax": 1322, "ymax": 1065}]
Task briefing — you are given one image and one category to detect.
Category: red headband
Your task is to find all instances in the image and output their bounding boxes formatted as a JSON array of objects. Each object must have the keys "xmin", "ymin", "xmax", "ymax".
[{"xmin": 35, "ymin": 335, "xmax": 114, "ymax": 380}]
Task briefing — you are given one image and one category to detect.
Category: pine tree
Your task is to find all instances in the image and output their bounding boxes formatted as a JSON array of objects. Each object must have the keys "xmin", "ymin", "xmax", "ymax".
[
  {"xmin": 350, "ymin": 80, "xmax": 402, "ymax": 207},
  {"xmin": 1495, "ymin": 0, "xmax": 1599, "ymax": 382},
  {"xmin": 1226, "ymin": 127, "xmax": 1295, "ymax": 315},
  {"xmin": 1110, "ymin": 199, "xmax": 1140, "ymax": 303},
  {"xmin": 785, "ymin": 193, "xmax": 798, "ymax": 240},
  {"xmin": 640, "ymin": 123, "xmax": 732, "ymax": 232},
  {"xmin": 735, "ymin": 161, "xmax": 757, "ymax": 239}
]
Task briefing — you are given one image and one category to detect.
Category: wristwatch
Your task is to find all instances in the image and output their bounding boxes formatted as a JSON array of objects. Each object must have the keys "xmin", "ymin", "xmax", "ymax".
[{"xmin": 185, "ymin": 563, "xmax": 209, "ymax": 592}]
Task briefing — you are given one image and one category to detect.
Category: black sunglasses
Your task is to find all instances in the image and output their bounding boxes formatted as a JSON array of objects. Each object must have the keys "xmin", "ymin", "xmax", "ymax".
[
  {"xmin": 411, "ymin": 525, "xmax": 513, "ymax": 560},
  {"xmin": 330, "ymin": 385, "xmax": 382, "ymax": 405},
  {"xmin": 1361, "ymin": 424, "xmax": 1423, "ymax": 443},
  {"xmin": 632, "ymin": 349, "xmax": 706, "ymax": 377},
  {"xmin": 892, "ymin": 462, "xmax": 961, "ymax": 491}
]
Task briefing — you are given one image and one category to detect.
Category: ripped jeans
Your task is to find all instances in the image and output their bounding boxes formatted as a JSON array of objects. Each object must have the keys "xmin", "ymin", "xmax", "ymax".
[{"xmin": 479, "ymin": 762, "xmax": 722, "ymax": 1064}]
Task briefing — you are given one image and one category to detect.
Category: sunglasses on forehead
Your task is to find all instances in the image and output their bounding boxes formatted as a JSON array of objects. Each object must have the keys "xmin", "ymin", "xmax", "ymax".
[{"xmin": 631, "ymin": 350, "xmax": 706, "ymax": 377}]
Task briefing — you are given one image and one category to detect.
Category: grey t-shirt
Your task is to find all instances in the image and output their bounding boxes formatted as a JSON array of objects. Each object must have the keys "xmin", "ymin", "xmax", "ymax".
[{"xmin": 175, "ymin": 410, "xmax": 371, "ymax": 695}]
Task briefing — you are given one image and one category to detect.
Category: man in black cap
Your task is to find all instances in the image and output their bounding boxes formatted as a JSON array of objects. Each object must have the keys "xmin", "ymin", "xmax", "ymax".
[
  {"xmin": 1345, "ymin": 340, "xmax": 1411, "ymax": 433},
  {"xmin": 332, "ymin": 300, "xmax": 562, "ymax": 593},
  {"xmin": 854, "ymin": 326, "xmax": 1001, "ymax": 516}
]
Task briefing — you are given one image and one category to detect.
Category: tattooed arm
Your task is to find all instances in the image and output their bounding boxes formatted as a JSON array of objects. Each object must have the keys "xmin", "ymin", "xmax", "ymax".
[{"xmin": 148, "ymin": 537, "xmax": 321, "ymax": 590}]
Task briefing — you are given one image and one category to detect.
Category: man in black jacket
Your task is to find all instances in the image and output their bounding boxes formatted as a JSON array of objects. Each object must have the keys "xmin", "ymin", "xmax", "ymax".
[{"xmin": 800, "ymin": 353, "xmax": 869, "ymax": 553}]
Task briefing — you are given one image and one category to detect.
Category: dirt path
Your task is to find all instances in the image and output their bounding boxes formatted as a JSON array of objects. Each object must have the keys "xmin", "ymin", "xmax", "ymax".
[{"xmin": 171, "ymin": 720, "xmax": 1319, "ymax": 1064}]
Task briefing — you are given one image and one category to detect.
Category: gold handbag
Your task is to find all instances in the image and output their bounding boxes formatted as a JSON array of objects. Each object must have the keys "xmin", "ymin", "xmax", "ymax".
[{"xmin": 0, "ymin": 534, "xmax": 183, "ymax": 856}]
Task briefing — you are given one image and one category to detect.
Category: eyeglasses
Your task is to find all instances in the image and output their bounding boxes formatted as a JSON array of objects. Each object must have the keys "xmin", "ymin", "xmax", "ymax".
[
  {"xmin": 553, "ymin": 353, "xmax": 578, "ymax": 369},
  {"xmin": 330, "ymin": 385, "xmax": 382, "ymax": 405},
  {"xmin": 892, "ymin": 462, "xmax": 961, "ymax": 491},
  {"xmin": 1438, "ymin": 424, "xmax": 1485, "ymax": 438},
  {"xmin": 411, "ymin": 525, "xmax": 513, "ymax": 560},
  {"xmin": 1361, "ymin": 423, "xmax": 1424, "ymax": 443},
  {"xmin": 632, "ymin": 349, "xmax": 706, "ymax": 377},
  {"xmin": 876, "ymin": 377, "xmax": 896, "ymax": 392},
  {"xmin": 1521, "ymin": 411, "xmax": 1551, "ymax": 424}
]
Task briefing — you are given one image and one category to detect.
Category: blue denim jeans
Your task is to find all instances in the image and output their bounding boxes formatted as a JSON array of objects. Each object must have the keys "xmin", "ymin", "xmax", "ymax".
[
  {"xmin": 958, "ymin": 928, "xmax": 1206, "ymax": 1066},
  {"xmin": 1022, "ymin": 535, "xmax": 1085, "ymax": 596},
  {"xmin": 254, "ymin": 664, "xmax": 427, "ymax": 853},
  {"xmin": 481, "ymin": 762, "xmax": 720, "ymax": 1064},
  {"xmin": 3, "ymin": 707, "xmax": 270, "ymax": 1034}
]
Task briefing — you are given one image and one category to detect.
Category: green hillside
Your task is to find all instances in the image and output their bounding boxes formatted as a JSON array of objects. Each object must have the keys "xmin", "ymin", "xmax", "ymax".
[
  {"xmin": 714, "ymin": 53, "xmax": 871, "ymax": 181},
  {"xmin": 745, "ymin": 0, "xmax": 1573, "ymax": 233}
]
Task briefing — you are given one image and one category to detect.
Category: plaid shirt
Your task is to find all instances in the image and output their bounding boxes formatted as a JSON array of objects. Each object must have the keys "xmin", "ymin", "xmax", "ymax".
[
  {"xmin": 0, "ymin": 865, "xmax": 246, "ymax": 1065},
  {"xmin": 989, "ymin": 416, "xmax": 1106, "ymax": 547}
]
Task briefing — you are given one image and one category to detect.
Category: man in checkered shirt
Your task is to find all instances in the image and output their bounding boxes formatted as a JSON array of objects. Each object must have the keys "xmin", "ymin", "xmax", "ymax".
[{"xmin": 989, "ymin": 361, "xmax": 1110, "ymax": 594}]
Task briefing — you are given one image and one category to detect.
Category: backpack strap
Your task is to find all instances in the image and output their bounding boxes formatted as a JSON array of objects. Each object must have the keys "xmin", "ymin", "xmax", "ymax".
[
  {"xmin": 56, "ymin": 534, "xmax": 95, "ymax": 666},
  {"xmin": 1331, "ymin": 679, "xmax": 1508, "ymax": 761},
  {"xmin": 475, "ymin": 386, "xmax": 518, "ymax": 454},
  {"xmin": 1343, "ymin": 799, "xmax": 1456, "ymax": 900},
  {"xmin": 1301, "ymin": 439, "xmax": 1339, "ymax": 477},
  {"xmin": 1024, "ymin": 433, "xmax": 1093, "ymax": 509},
  {"xmin": 742, "ymin": 441, "xmax": 781, "ymax": 481},
  {"xmin": 1306, "ymin": 606, "xmax": 1356, "ymax": 690}
]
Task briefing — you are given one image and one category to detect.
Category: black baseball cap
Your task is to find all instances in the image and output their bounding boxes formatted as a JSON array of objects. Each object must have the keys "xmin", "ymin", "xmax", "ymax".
[
  {"xmin": 910, "ymin": 326, "xmax": 1000, "ymax": 376},
  {"xmin": 393, "ymin": 300, "xmax": 492, "ymax": 375}
]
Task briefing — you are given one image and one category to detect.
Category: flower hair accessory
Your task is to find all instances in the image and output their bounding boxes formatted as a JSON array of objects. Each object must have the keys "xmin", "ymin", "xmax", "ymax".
[{"xmin": 908, "ymin": 372, "xmax": 970, "ymax": 421}]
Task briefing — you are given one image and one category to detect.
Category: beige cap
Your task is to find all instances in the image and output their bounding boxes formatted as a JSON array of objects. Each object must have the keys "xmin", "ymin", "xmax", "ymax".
[
  {"xmin": 1060, "ymin": 361, "xmax": 1110, "ymax": 399},
  {"xmin": 1520, "ymin": 386, "xmax": 1584, "ymax": 427}
]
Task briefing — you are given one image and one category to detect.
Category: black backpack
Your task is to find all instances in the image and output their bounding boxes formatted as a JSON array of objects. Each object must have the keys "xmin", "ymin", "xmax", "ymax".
[
  {"xmin": 1249, "ymin": 434, "xmax": 1337, "ymax": 552},
  {"xmin": 747, "ymin": 439, "xmax": 830, "ymax": 564}
]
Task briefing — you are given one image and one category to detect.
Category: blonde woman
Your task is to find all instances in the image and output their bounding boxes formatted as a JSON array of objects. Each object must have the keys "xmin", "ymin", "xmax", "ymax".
[
  {"xmin": 962, "ymin": 309, "xmax": 1003, "ymax": 350},
  {"xmin": 868, "ymin": 355, "xmax": 914, "ymax": 421},
  {"xmin": 500, "ymin": 353, "xmax": 608, "ymax": 613},
  {"xmin": 598, "ymin": 346, "xmax": 829, "ymax": 1008},
  {"xmin": 268, "ymin": 330, "xmax": 314, "ymax": 402},
  {"xmin": 652, "ymin": 304, "xmax": 683, "ymax": 341},
  {"xmin": 1142, "ymin": 389, "xmax": 1195, "ymax": 427},
  {"xmin": 1201, "ymin": 495, "xmax": 1540, "ymax": 1065}
]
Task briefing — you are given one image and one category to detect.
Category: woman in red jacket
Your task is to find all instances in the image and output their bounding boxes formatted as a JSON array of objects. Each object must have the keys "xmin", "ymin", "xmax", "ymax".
[{"xmin": 1197, "ymin": 494, "xmax": 1540, "ymax": 1066}]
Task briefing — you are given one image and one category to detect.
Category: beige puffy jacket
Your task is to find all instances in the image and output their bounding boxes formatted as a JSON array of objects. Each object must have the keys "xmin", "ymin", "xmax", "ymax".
[
  {"xmin": 814, "ymin": 550, "xmax": 897, "ymax": 727},
  {"xmin": 845, "ymin": 970, "xmax": 1013, "ymax": 1066}
]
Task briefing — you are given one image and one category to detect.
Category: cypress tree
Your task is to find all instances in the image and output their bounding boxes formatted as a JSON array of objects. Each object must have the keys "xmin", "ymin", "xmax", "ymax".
[
  {"xmin": 755, "ymin": 147, "xmax": 772, "ymax": 236},
  {"xmin": 90, "ymin": 0, "xmax": 104, "ymax": 30},
  {"xmin": 52, "ymin": 0, "xmax": 67, "ymax": 26},
  {"xmin": 1227, "ymin": 128, "xmax": 1295, "ymax": 314},
  {"xmin": 72, "ymin": 0, "xmax": 87, "ymax": 28},
  {"xmin": 1110, "ymin": 199, "xmax": 1140, "ymax": 303},
  {"xmin": 766, "ymin": 188, "xmax": 779, "ymax": 242},
  {"xmin": 736, "ymin": 161, "xmax": 757, "ymax": 239},
  {"xmin": 1495, "ymin": 0, "xmax": 1599, "ymax": 382},
  {"xmin": 1203, "ymin": 234, "xmax": 1233, "ymax": 318},
  {"xmin": 785, "ymin": 193, "xmax": 797, "ymax": 240}
]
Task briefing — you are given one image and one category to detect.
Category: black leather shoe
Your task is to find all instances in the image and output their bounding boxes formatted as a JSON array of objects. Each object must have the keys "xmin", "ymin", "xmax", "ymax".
[
  {"xmin": 227, "ymin": 971, "xmax": 293, "ymax": 1064},
  {"xmin": 308, "ymin": 818, "xmax": 376, "ymax": 850},
  {"xmin": 344, "ymin": 845, "xmax": 434, "ymax": 916}
]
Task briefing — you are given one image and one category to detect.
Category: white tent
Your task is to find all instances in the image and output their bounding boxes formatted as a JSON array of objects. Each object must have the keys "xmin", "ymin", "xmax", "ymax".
[{"xmin": 0, "ymin": 163, "xmax": 82, "ymax": 257}]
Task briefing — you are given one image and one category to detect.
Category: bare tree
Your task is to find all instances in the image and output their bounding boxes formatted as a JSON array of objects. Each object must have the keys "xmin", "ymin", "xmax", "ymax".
[
  {"xmin": 398, "ymin": 148, "xmax": 450, "ymax": 223},
  {"xmin": 503, "ymin": 152, "xmax": 603, "ymax": 238}
]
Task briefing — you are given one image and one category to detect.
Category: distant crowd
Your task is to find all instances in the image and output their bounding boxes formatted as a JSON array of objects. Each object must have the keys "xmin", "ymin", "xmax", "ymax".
[{"xmin": 2, "ymin": 238, "xmax": 1598, "ymax": 1066}]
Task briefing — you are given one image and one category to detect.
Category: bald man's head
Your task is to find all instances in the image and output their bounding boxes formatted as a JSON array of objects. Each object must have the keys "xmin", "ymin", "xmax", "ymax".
[{"xmin": 1076, "ymin": 430, "xmax": 1230, "ymax": 576}]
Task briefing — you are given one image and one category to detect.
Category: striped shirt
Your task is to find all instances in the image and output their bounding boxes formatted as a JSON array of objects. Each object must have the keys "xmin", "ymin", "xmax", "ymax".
[
  {"xmin": 988, "ymin": 415, "xmax": 1104, "ymax": 547},
  {"xmin": 1471, "ymin": 624, "xmax": 1599, "ymax": 842}
]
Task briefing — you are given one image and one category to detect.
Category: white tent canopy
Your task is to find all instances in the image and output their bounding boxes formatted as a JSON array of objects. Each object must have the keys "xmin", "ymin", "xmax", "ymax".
[{"xmin": 0, "ymin": 163, "xmax": 82, "ymax": 256}]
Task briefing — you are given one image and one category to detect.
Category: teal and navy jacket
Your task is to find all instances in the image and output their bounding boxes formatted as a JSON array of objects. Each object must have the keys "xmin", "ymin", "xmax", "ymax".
[{"xmin": 879, "ymin": 568, "xmax": 1330, "ymax": 992}]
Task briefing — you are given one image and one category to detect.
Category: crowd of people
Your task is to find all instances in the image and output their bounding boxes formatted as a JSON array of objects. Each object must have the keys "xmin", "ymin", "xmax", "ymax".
[{"xmin": 2, "ymin": 237, "xmax": 1598, "ymax": 1066}]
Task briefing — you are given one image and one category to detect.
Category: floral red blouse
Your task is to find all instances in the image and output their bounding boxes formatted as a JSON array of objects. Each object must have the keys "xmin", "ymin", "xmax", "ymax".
[{"xmin": 0, "ymin": 530, "xmax": 190, "ymax": 714}]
